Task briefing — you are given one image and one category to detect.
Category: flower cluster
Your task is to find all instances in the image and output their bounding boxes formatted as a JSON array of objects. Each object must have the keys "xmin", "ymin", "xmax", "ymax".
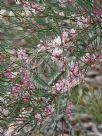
[
  {"xmin": 53, "ymin": 63, "xmax": 83, "ymax": 93},
  {"xmin": 44, "ymin": 104, "xmax": 54, "ymax": 117},
  {"xmin": 11, "ymin": 68, "xmax": 34, "ymax": 102},
  {"xmin": 77, "ymin": 16, "xmax": 91, "ymax": 28},
  {"xmin": 23, "ymin": 1, "xmax": 43, "ymax": 15}
]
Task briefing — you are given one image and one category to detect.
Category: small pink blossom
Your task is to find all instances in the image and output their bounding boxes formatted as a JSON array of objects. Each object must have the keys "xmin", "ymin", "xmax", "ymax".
[
  {"xmin": 70, "ymin": 64, "xmax": 79, "ymax": 78},
  {"xmin": 11, "ymin": 68, "xmax": 34, "ymax": 99},
  {"xmin": 53, "ymin": 74, "xmax": 80, "ymax": 93},
  {"xmin": 55, "ymin": 80, "xmax": 65, "ymax": 92},
  {"xmin": 3, "ymin": 72, "xmax": 18, "ymax": 79},
  {"xmin": 23, "ymin": 1, "xmax": 43, "ymax": 15},
  {"xmin": 69, "ymin": 77, "xmax": 79, "ymax": 88},
  {"xmin": 23, "ymin": 1, "xmax": 31, "ymax": 11},
  {"xmin": 70, "ymin": 29, "xmax": 77, "ymax": 40},
  {"xmin": 15, "ymin": 0, "xmax": 20, "ymax": 5},
  {"xmin": 35, "ymin": 113, "xmax": 42, "ymax": 121},
  {"xmin": 52, "ymin": 47, "xmax": 63, "ymax": 58},
  {"xmin": 37, "ymin": 44, "xmax": 47, "ymax": 52},
  {"xmin": 20, "ymin": 68, "xmax": 34, "ymax": 89},
  {"xmin": 45, "ymin": 105, "xmax": 54, "ymax": 117},
  {"xmin": 62, "ymin": 31, "xmax": 69, "ymax": 43},
  {"xmin": 12, "ymin": 84, "xmax": 22, "ymax": 99},
  {"xmin": 70, "ymin": 29, "xmax": 76, "ymax": 34},
  {"xmin": 77, "ymin": 16, "xmax": 91, "ymax": 28},
  {"xmin": 54, "ymin": 79, "xmax": 71, "ymax": 93},
  {"xmin": 66, "ymin": 101, "xmax": 74, "ymax": 117},
  {"xmin": 81, "ymin": 53, "xmax": 97, "ymax": 64},
  {"xmin": 53, "ymin": 36, "xmax": 61, "ymax": 46},
  {"xmin": 31, "ymin": 2, "xmax": 42, "ymax": 14},
  {"xmin": 67, "ymin": 0, "xmax": 76, "ymax": 4},
  {"xmin": 17, "ymin": 49, "xmax": 28, "ymax": 60}
]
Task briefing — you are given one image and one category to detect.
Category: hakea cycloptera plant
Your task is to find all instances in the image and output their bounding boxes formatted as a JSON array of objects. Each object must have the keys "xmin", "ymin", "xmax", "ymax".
[{"xmin": 0, "ymin": 0, "xmax": 102, "ymax": 135}]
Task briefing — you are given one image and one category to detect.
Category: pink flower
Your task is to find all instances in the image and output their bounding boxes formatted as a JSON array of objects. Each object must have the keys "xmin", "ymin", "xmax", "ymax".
[
  {"xmin": 52, "ymin": 47, "xmax": 63, "ymax": 58},
  {"xmin": 62, "ymin": 31, "xmax": 69, "ymax": 43},
  {"xmin": 77, "ymin": 16, "xmax": 91, "ymax": 28},
  {"xmin": 68, "ymin": 77, "xmax": 80, "ymax": 88},
  {"xmin": 35, "ymin": 113, "xmax": 42, "ymax": 121},
  {"xmin": 23, "ymin": 1, "xmax": 42, "ymax": 15},
  {"xmin": 20, "ymin": 68, "xmax": 35, "ymax": 89},
  {"xmin": 54, "ymin": 79, "xmax": 72, "ymax": 93},
  {"xmin": 23, "ymin": 1, "xmax": 31, "ymax": 11},
  {"xmin": 66, "ymin": 101, "xmax": 74, "ymax": 117},
  {"xmin": 37, "ymin": 44, "xmax": 47, "ymax": 52},
  {"xmin": 67, "ymin": 0, "xmax": 76, "ymax": 4},
  {"xmin": 15, "ymin": 0, "xmax": 20, "ymax": 4},
  {"xmin": 81, "ymin": 53, "xmax": 97, "ymax": 64},
  {"xmin": 70, "ymin": 29, "xmax": 76, "ymax": 34},
  {"xmin": 11, "ymin": 68, "xmax": 34, "ymax": 99},
  {"xmin": 55, "ymin": 80, "xmax": 65, "ymax": 92},
  {"xmin": 31, "ymin": 2, "xmax": 42, "ymax": 14},
  {"xmin": 3, "ymin": 72, "xmax": 18, "ymax": 79},
  {"xmin": 53, "ymin": 73, "xmax": 81, "ymax": 93},
  {"xmin": 53, "ymin": 36, "xmax": 61, "ymax": 46},
  {"xmin": 69, "ymin": 29, "xmax": 77, "ymax": 40},
  {"xmin": 70, "ymin": 64, "xmax": 79, "ymax": 78},
  {"xmin": 17, "ymin": 49, "xmax": 28, "ymax": 60},
  {"xmin": 45, "ymin": 105, "xmax": 54, "ymax": 117},
  {"xmin": 12, "ymin": 84, "xmax": 22, "ymax": 99}
]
